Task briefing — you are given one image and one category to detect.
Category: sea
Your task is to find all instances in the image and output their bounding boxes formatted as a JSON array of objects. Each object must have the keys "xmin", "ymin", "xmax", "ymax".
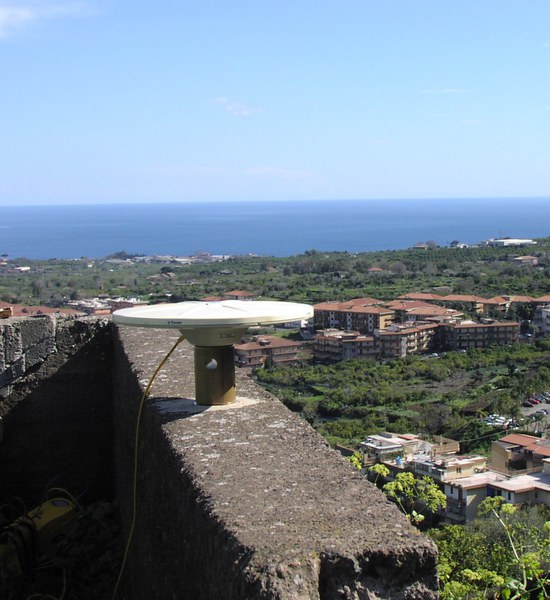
[{"xmin": 1, "ymin": 198, "xmax": 549, "ymax": 260}]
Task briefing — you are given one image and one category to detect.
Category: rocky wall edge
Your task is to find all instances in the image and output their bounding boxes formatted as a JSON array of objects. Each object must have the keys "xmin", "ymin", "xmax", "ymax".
[
  {"xmin": 113, "ymin": 325, "xmax": 439, "ymax": 600},
  {"xmin": 0, "ymin": 315, "xmax": 113, "ymax": 502}
]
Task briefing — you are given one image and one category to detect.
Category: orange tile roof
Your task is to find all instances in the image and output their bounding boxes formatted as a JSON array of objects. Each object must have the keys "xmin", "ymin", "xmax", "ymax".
[
  {"xmin": 384, "ymin": 300, "xmax": 435, "ymax": 310},
  {"xmin": 505, "ymin": 295, "xmax": 536, "ymax": 303},
  {"xmin": 224, "ymin": 290, "xmax": 256, "ymax": 297},
  {"xmin": 313, "ymin": 301, "xmax": 390, "ymax": 314},
  {"xmin": 407, "ymin": 305, "xmax": 459, "ymax": 316},
  {"xmin": 399, "ymin": 293, "xmax": 445, "ymax": 301},
  {"xmin": 313, "ymin": 301, "xmax": 343, "ymax": 311},
  {"xmin": 347, "ymin": 305, "xmax": 394, "ymax": 315},
  {"xmin": 346, "ymin": 297, "xmax": 384, "ymax": 305},
  {"xmin": 498, "ymin": 434, "xmax": 550, "ymax": 457},
  {"xmin": 441, "ymin": 294, "xmax": 486, "ymax": 302}
]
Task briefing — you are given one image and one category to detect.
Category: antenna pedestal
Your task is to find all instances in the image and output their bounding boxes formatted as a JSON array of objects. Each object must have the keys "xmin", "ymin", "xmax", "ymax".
[
  {"xmin": 194, "ymin": 345, "xmax": 236, "ymax": 406},
  {"xmin": 112, "ymin": 300, "xmax": 313, "ymax": 406}
]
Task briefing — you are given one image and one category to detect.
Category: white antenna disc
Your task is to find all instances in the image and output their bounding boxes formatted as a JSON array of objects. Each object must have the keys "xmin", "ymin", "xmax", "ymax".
[{"xmin": 113, "ymin": 300, "xmax": 313, "ymax": 346}]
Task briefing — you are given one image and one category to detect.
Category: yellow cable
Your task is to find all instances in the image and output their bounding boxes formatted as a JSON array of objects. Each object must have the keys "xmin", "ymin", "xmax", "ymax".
[{"xmin": 111, "ymin": 334, "xmax": 185, "ymax": 600}]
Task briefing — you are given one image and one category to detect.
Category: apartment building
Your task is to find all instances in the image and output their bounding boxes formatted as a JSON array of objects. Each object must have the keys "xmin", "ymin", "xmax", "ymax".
[
  {"xmin": 444, "ymin": 471, "xmax": 508, "ymax": 523},
  {"xmin": 234, "ymin": 336, "xmax": 301, "ymax": 367},
  {"xmin": 313, "ymin": 300, "xmax": 394, "ymax": 334},
  {"xmin": 375, "ymin": 323, "xmax": 439, "ymax": 358},
  {"xmin": 413, "ymin": 454, "xmax": 488, "ymax": 483},
  {"xmin": 313, "ymin": 329, "xmax": 376, "ymax": 362},
  {"xmin": 490, "ymin": 433, "xmax": 550, "ymax": 473},
  {"xmin": 444, "ymin": 459, "xmax": 550, "ymax": 523},
  {"xmin": 488, "ymin": 461, "xmax": 550, "ymax": 507},
  {"xmin": 437, "ymin": 320, "xmax": 519, "ymax": 351}
]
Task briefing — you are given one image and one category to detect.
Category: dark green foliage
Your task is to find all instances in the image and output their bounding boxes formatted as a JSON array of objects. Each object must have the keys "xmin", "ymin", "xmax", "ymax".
[
  {"xmin": 431, "ymin": 501, "xmax": 550, "ymax": 599},
  {"xmin": 256, "ymin": 344, "xmax": 550, "ymax": 448}
]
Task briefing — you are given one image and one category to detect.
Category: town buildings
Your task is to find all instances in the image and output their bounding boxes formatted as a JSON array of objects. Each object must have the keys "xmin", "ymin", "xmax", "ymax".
[
  {"xmin": 361, "ymin": 431, "xmax": 550, "ymax": 524},
  {"xmin": 311, "ymin": 296, "xmax": 522, "ymax": 361}
]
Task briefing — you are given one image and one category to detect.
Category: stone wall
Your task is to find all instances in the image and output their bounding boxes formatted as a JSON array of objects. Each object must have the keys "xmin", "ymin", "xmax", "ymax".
[
  {"xmin": 113, "ymin": 326, "xmax": 438, "ymax": 599},
  {"xmin": 0, "ymin": 315, "xmax": 113, "ymax": 503}
]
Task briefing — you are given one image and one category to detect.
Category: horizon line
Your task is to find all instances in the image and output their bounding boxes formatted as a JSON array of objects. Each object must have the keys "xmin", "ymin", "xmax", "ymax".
[{"xmin": 2, "ymin": 195, "xmax": 550, "ymax": 208}]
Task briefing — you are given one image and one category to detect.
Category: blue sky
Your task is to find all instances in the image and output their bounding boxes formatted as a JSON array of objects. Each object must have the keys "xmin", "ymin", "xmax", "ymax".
[{"xmin": 1, "ymin": 1, "xmax": 549, "ymax": 205}]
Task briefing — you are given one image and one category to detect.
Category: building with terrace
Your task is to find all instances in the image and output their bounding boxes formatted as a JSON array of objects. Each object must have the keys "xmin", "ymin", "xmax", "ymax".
[
  {"xmin": 490, "ymin": 433, "xmax": 550, "ymax": 473},
  {"xmin": 444, "ymin": 459, "xmax": 550, "ymax": 523},
  {"xmin": 234, "ymin": 335, "xmax": 302, "ymax": 367},
  {"xmin": 313, "ymin": 329, "xmax": 376, "ymax": 362},
  {"xmin": 375, "ymin": 322, "xmax": 439, "ymax": 358},
  {"xmin": 436, "ymin": 320, "xmax": 520, "ymax": 351},
  {"xmin": 312, "ymin": 300, "xmax": 393, "ymax": 334}
]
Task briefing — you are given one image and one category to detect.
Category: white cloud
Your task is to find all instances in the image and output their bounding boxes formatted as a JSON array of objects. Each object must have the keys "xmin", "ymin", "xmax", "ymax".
[
  {"xmin": 0, "ymin": 2, "xmax": 91, "ymax": 38},
  {"xmin": 213, "ymin": 96, "xmax": 264, "ymax": 117},
  {"xmin": 421, "ymin": 88, "xmax": 471, "ymax": 95}
]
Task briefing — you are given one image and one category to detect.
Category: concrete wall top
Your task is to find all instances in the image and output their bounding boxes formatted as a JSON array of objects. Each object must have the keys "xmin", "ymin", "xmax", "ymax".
[{"xmin": 114, "ymin": 326, "xmax": 438, "ymax": 599}]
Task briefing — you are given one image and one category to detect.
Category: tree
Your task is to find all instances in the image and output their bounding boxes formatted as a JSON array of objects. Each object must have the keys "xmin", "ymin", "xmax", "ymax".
[
  {"xmin": 432, "ymin": 498, "xmax": 550, "ymax": 599},
  {"xmin": 383, "ymin": 472, "xmax": 446, "ymax": 525}
]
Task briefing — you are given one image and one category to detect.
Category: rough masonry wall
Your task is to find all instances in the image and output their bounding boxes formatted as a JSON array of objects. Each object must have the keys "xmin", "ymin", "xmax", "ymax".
[
  {"xmin": 0, "ymin": 315, "xmax": 113, "ymax": 503},
  {"xmin": 113, "ymin": 326, "xmax": 438, "ymax": 600}
]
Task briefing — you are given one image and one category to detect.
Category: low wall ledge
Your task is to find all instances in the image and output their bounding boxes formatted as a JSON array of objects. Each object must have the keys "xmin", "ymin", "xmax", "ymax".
[{"xmin": 114, "ymin": 326, "xmax": 438, "ymax": 599}]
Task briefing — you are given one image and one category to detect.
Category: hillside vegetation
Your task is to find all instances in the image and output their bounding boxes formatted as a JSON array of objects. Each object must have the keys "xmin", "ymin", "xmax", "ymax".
[{"xmin": 2, "ymin": 237, "xmax": 550, "ymax": 307}]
